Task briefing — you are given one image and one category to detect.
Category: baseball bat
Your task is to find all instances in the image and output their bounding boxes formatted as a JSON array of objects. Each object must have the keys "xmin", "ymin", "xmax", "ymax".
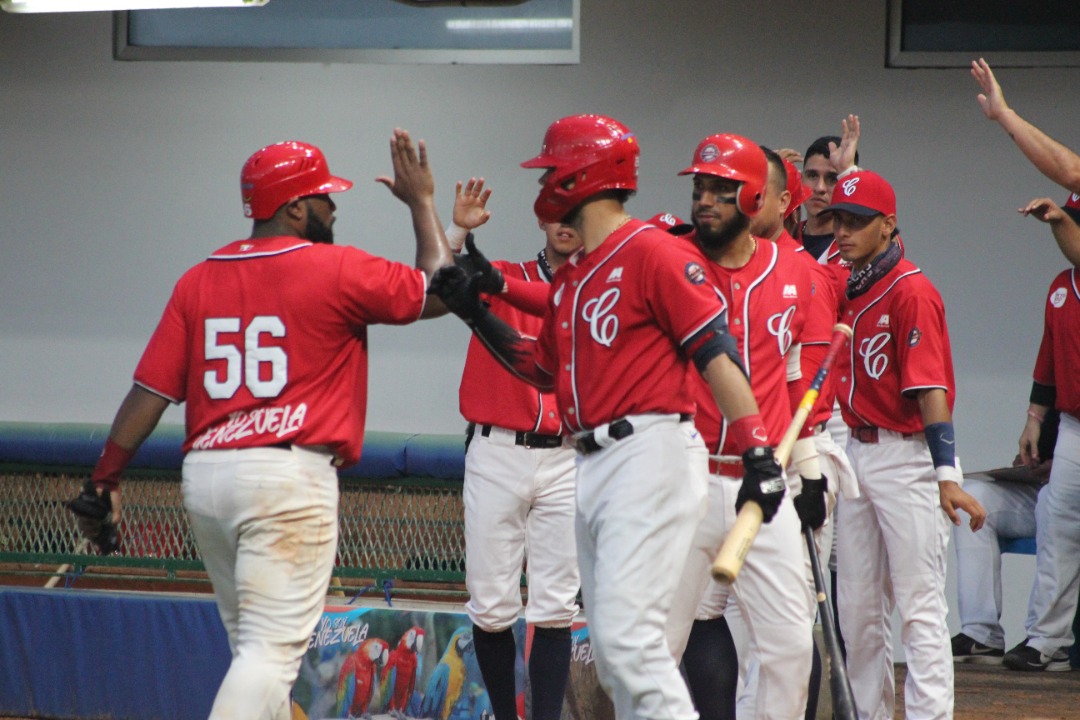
[
  {"xmin": 804, "ymin": 524, "xmax": 858, "ymax": 720},
  {"xmin": 711, "ymin": 323, "xmax": 852, "ymax": 583}
]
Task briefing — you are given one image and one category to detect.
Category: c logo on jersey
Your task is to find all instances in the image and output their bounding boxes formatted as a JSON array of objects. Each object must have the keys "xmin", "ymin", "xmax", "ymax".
[
  {"xmin": 767, "ymin": 305, "xmax": 797, "ymax": 356},
  {"xmin": 685, "ymin": 261, "xmax": 706, "ymax": 285},
  {"xmin": 582, "ymin": 287, "xmax": 621, "ymax": 347},
  {"xmin": 1071, "ymin": 193, "xmax": 1080, "ymax": 204},
  {"xmin": 841, "ymin": 177, "xmax": 860, "ymax": 197},
  {"xmin": 1051, "ymin": 287, "xmax": 1067, "ymax": 308},
  {"xmin": 859, "ymin": 332, "xmax": 890, "ymax": 380}
]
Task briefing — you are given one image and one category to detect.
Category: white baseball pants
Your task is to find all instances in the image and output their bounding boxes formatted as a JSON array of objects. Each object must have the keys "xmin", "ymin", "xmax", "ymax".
[
  {"xmin": 463, "ymin": 428, "xmax": 579, "ymax": 631},
  {"xmin": 837, "ymin": 430, "xmax": 952, "ymax": 720},
  {"xmin": 182, "ymin": 446, "xmax": 339, "ymax": 720},
  {"xmin": 1024, "ymin": 412, "xmax": 1080, "ymax": 657},
  {"xmin": 668, "ymin": 469, "xmax": 814, "ymax": 720},
  {"xmin": 575, "ymin": 415, "xmax": 707, "ymax": 720}
]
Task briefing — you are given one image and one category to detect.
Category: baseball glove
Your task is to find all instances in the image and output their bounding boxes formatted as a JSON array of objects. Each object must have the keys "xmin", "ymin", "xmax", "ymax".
[{"xmin": 66, "ymin": 481, "xmax": 121, "ymax": 555}]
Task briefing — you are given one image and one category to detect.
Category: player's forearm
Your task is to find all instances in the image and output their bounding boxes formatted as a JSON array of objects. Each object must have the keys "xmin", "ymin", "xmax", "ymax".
[
  {"xmin": 997, "ymin": 108, "xmax": 1080, "ymax": 194},
  {"xmin": 501, "ymin": 275, "xmax": 550, "ymax": 317},
  {"xmin": 109, "ymin": 385, "xmax": 171, "ymax": 450},
  {"xmin": 703, "ymin": 354, "xmax": 762, "ymax": 426},
  {"xmin": 1050, "ymin": 215, "xmax": 1080, "ymax": 268},
  {"xmin": 410, "ymin": 198, "xmax": 454, "ymax": 277}
]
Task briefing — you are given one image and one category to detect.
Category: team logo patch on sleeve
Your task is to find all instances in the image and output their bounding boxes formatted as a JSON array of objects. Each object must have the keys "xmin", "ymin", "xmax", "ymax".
[
  {"xmin": 685, "ymin": 261, "xmax": 706, "ymax": 285},
  {"xmin": 1051, "ymin": 288, "xmax": 1067, "ymax": 308},
  {"xmin": 908, "ymin": 327, "xmax": 922, "ymax": 347}
]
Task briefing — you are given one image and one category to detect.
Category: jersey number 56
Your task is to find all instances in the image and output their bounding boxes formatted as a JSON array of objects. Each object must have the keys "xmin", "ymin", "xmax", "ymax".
[{"xmin": 204, "ymin": 316, "xmax": 287, "ymax": 399}]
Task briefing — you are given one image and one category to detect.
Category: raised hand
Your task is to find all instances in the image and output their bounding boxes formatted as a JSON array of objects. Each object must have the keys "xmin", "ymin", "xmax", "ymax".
[
  {"xmin": 828, "ymin": 114, "xmax": 860, "ymax": 173},
  {"xmin": 971, "ymin": 57, "xmax": 1009, "ymax": 121},
  {"xmin": 376, "ymin": 128, "xmax": 435, "ymax": 208},
  {"xmin": 453, "ymin": 178, "xmax": 493, "ymax": 231}
]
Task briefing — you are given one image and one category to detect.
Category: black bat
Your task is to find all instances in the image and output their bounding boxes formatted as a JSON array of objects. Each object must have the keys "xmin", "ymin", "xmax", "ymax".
[{"xmin": 804, "ymin": 524, "xmax": 857, "ymax": 720}]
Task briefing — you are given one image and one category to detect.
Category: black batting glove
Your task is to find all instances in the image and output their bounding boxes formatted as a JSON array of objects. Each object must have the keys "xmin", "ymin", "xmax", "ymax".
[
  {"xmin": 451, "ymin": 234, "xmax": 505, "ymax": 295},
  {"xmin": 736, "ymin": 446, "xmax": 785, "ymax": 524},
  {"xmin": 66, "ymin": 480, "xmax": 121, "ymax": 555},
  {"xmin": 794, "ymin": 476, "xmax": 828, "ymax": 531},
  {"xmin": 428, "ymin": 264, "xmax": 487, "ymax": 323}
]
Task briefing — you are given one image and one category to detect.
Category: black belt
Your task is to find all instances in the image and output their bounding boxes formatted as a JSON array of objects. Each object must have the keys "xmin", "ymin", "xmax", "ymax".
[
  {"xmin": 572, "ymin": 413, "xmax": 693, "ymax": 455},
  {"xmin": 479, "ymin": 424, "xmax": 564, "ymax": 450}
]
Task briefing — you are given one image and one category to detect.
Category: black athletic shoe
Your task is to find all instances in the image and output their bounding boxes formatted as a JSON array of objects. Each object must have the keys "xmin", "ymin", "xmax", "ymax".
[
  {"xmin": 951, "ymin": 632, "xmax": 1004, "ymax": 664},
  {"xmin": 1002, "ymin": 639, "xmax": 1071, "ymax": 672}
]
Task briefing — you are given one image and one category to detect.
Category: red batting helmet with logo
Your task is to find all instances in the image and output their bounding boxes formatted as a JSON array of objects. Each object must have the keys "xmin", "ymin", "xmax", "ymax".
[
  {"xmin": 679, "ymin": 133, "xmax": 768, "ymax": 217},
  {"xmin": 521, "ymin": 115, "xmax": 640, "ymax": 224},
  {"xmin": 241, "ymin": 141, "xmax": 353, "ymax": 220}
]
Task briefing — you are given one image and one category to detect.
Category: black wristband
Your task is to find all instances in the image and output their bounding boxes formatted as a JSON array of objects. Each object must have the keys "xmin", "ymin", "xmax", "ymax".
[{"xmin": 1030, "ymin": 381, "xmax": 1056, "ymax": 408}]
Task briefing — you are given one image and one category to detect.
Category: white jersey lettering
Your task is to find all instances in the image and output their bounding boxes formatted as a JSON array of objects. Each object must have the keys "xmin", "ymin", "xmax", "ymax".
[
  {"xmin": 860, "ymin": 332, "xmax": 891, "ymax": 380},
  {"xmin": 582, "ymin": 287, "xmax": 621, "ymax": 347}
]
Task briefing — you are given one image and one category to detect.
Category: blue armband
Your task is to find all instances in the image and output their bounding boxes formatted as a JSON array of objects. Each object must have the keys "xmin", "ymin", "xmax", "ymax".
[{"xmin": 924, "ymin": 422, "xmax": 956, "ymax": 469}]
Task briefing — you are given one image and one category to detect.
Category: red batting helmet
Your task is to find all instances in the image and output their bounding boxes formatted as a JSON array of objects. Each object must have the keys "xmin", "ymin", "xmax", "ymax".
[
  {"xmin": 521, "ymin": 115, "xmax": 639, "ymax": 224},
  {"xmin": 783, "ymin": 158, "xmax": 812, "ymax": 218},
  {"xmin": 241, "ymin": 141, "xmax": 353, "ymax": 220},
  {"xmin": 679, "ymin": 134, "xmax": 767, "ymax": 217}
]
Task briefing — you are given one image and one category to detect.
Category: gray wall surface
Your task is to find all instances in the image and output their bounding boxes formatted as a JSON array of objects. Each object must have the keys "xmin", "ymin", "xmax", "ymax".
[{"xmin": 1, "ymin": 1, "xmax": 1075, "ymax": 656}]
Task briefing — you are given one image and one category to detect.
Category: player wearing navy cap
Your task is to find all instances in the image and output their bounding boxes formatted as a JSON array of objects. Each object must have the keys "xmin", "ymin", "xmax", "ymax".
[{"xmin": 827, "ymin": 170, "xmax": 986, "ymax": 719}]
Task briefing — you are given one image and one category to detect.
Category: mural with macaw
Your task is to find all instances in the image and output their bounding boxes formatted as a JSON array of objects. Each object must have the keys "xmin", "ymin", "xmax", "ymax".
[{"xmin": 292, "ymin": 607, "xmax": 607, "ymax": 720}]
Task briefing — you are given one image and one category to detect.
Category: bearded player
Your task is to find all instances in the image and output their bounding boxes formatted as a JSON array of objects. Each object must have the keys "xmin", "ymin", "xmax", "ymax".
[
  {"xmin": 666, "ymin": 133, "xmax": 818, "ymax": 720},
  {"xmin": 66, "ymin": 133, "xmax": 453, "ymax": 720}
]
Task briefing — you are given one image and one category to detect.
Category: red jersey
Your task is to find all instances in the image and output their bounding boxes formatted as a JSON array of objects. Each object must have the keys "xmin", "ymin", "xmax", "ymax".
[
  {"xmin": 134, "ymin": 236, "xmax": 428, "ymax": 467},
  {"xmin": 459, "ymin": 257, "xmax": 562, "ymax": 434},
  {"xmin": 686, "ymin": 234, "xmax": 812, "ymax": 456},
  {"xmin": 1033, "ymin": 268, "xmax": 1080, "ymax": 418},
  {"xmin": 780, "ymin": 231, "xmax": 840, "ymax": 428},
  {"xmin": 836, "ymin": 257, "xmax": 955, "ymax": 433},
  {"xmin": 535, "ymin": 219, "xmax": 726, "ymax": 433}
]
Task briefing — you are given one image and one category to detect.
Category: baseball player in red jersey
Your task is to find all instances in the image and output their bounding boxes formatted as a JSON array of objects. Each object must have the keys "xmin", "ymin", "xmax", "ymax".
[
  {"xmin": 826, "ymin": 171, "xmax": 986, "ymax": 719},
  {"xmin": 996, "ymin": 194, "xmax": 1080, "ymax": 672},
  {"xmin": 444, "ymin": 178, "xmax": 583, "ymax": 720},
  {"xmin": 430, "ymin": 114, "xmax": 785, "ymax": 720},
  {"xmin": 664, "ymin": 134, "xmax": 818, "ymax": 720},
  {"xmin": 714, "ymin": 147, "xmax": 857, "ymax": 720},
  {"xmin": 66, "ymin": 133, "xmax": 453, "ymax": 720}
]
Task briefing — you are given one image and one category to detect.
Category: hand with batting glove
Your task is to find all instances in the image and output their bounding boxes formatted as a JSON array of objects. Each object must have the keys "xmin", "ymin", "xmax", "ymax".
[
  {"xmin": 452, "ymin": 234, "xmax": 505, "ymax": 295},
  {"xmin": 737, "ymin": 446, "xmax": 786, "ymax": 523},
  {"xmin": 428, "ymin": 264, "xmax": 488, "ymax": 323},
  {"xmin": 67, "ymin": 480, "xmax": 121, "ymax": 555},
  {"xmin": 794, "ymin": 476, "xmax": 828, "ymax": 531}
]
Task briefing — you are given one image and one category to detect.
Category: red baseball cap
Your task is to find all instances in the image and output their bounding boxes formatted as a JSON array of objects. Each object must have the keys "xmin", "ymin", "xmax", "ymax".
[
  {"xmin": 646, "ymin": 212, "xmax": 692, "ymax": 235},
  {"xmin": 784, "ymin": 158, "xmax": 812, "ymax": 218},
  {"xmin": 1064, "ymin": 192, "xmax": 1080, "ymax": 224},
  {"xmin": 821, "ymin": 170, "xmax": 897, "ymax": 218}
]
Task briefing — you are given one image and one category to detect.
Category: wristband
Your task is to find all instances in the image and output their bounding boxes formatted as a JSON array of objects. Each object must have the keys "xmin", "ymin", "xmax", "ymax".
[
  {"xmin": 90, "ymin": 438, "xmax": 135, "ymax": 491},
  {"xmin": 445, "ymin": 222, "xmax": 469, "ymax": 253},
  {"xmin": 1028, "ymin": 409, "xmax": 1046, "ymax": 423},
  {"xmin": 924, "ymin": 421, "xmax": 956, "ymax": 470},
  {"xmin": 837, "ymin": 164, "xmax": 861, "ymax": 179},
  {"xmin": 728, "ymin": 414, "xmax": 769, "ymax": 453},
  {"xmin": 935, "ymin": 464, "xmax": 963, "ymax": 484}
]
